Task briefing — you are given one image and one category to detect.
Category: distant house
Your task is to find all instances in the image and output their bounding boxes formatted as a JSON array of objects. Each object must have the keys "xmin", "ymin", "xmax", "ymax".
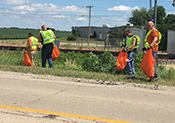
[
  {"xmin": 75, "ymin": 25, "xmax": 146, "ymax": 52},
  {"xmin": 75, "ymin": 25, "xmax": 110, "ymax": 40},
  {"xmin": 74, "ymin": 24, "xmax": 129, "ymax": 40}
]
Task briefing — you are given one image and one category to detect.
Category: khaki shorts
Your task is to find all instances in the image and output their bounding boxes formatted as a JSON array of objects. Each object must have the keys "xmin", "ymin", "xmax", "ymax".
[{"xmin": 28, "ymin": 50, "xmax": 37, "ymax": 66}]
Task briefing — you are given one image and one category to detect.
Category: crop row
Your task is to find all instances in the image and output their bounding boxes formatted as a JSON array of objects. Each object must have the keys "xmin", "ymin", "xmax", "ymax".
[{"xmin": 0, "ymin": 28, "xmax": 71, "ymax": 39}]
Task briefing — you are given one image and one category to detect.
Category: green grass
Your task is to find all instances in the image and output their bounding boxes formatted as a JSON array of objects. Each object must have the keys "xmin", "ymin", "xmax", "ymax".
[
  {"xmin": 0, "ymin": 37, "xmax": 175, "ymax": 87},
  {"xmin": 0, "ymin": 49, "xmax": 175, "ymax": 87},
  {"xmin": 0, "ymin": 64, "xmax": 174, "ymax": 87}
]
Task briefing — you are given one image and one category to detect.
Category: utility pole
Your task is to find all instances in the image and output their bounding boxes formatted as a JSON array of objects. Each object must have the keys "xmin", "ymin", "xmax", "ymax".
[
  {"xmin": 150, "ymin": 0, "xmax": 152, "ymax": 21},
  {"xmin": 86, "ymin": 5, "xmax": 93, "ymax": 46},
  {"xmin": 154, "ymin": 0, "xmax": 157, "ymax": 28},
  {"xmin": 154, "ymin": 0, "xmax": 158, "ymax": 65}
]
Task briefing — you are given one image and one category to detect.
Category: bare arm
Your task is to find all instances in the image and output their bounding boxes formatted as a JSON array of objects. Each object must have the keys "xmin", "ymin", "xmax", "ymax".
[
  {"xmin": 53, "ymin": 33, "xmax": 56, "ymax": 39},
  {"xmin": 27, "ymin": 39, "xmax": 31, "ymax": 50},
  {"xmin": 150, "ymin": 36, "xmax": 158, "ymax": 47},
  {"xmin": 38, "ymin": 35, "xmax": 41, "ymax": 43}
]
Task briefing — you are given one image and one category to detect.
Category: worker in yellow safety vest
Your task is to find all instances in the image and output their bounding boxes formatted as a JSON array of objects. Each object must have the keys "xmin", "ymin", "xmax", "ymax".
[
  {"xmin": 38, "ymin": 25, "xmax": 56, "ymax": 68},
  {"xmin": 122, "ymin": 28, "xmax": 140, "ymax": 76},
  {"xmin": 142, "ymin": 21, "xmax": 162, "ymax": 81},
  {"xmin": 26, "ymin": 33, "xmax": 39, "ymax": 66}
]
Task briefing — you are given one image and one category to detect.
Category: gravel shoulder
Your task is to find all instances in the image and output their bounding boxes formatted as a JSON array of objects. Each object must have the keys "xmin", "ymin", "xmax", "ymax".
[{"xmin": 1, "ymin": 70, "xmax": 175, "ymax": 92}]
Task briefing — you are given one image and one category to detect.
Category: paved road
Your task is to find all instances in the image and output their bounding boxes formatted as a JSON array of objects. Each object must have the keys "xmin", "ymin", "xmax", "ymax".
[{"xmin": 0, "ymin": 71, "xmax": 175, "ymax": 123}]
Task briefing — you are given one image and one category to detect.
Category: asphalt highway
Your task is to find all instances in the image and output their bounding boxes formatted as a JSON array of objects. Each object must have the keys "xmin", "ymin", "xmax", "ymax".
[{"xmin": 0, "ymin": 71, "xmax": 175, "ymax": 123}]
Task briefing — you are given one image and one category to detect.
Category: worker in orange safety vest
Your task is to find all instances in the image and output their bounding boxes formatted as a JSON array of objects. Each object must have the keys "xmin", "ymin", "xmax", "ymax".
[{"xmin": 26, "ymin": 32, "xmax": 39, "ymax": 67}]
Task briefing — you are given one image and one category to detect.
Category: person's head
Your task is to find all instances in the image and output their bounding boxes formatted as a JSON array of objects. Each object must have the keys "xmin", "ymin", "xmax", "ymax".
[
  {"xmin": 41, "ymin": 24, "xmax": 47, "ymax": 31},
  {"xmin": 28, "ymin": 32, "xmax": 33, "ymax": 37},
  {"xmin": 124, "ymin": 28, "xmax": 131, "ymax": 36},
  {"xmin": 147, "ymin": 21, "xmax": 155, "ymax": 31}
]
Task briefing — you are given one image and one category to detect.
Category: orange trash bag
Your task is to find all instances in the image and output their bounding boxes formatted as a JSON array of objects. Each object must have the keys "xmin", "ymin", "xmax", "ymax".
[
  {"xmin": 22, "ymin": 51, "xmax": 33, "ymax": 67},
  {"xmin": 52, "ymin": 44, "xmax": 60, "ymax": 61},
  {"xmin": 116, "ymin": 49, "xmax": 129, "ymax": 71},
  {"xmin": 140, "ymin": 49, "xmax": 155, "ymax": 79}
]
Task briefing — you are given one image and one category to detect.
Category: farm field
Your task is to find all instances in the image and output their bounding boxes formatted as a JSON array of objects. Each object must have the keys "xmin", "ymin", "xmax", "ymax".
[
  {"xmin": 0, "ymin": 28, "xmax": 122, "ymax": 51},
  {"xmin": 0, "ymin": 28, "xmax": 71, "ymax": 39}
]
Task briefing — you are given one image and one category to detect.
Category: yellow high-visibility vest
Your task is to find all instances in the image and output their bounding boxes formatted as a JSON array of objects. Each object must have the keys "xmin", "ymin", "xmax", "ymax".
[
  {"xmin": 126, "ymin": 35, "xmax": 140, "ymax": 51},
  {"xmin": 26, "ymin": 36, "xmax": 38, "ymax": 50},
  {"xmin": 144, "ymin": 29, "xmax": 162, "ymax": 48},
  {"xmin": 40, "ymin": 29, "xmax": 55, "ymax": 44}
]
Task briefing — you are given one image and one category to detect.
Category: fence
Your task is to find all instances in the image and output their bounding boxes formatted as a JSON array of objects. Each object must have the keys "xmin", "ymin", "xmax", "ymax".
[
  {"xmin": 76, "ymin": 37, "xmax": 124, "ymax": 50},
  {"xmin": 167, "ymin": 30, "xmax": 175, "ymax": 54}
]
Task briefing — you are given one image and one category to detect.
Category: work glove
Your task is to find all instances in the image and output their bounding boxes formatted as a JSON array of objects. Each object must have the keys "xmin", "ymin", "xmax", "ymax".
[
  {"xmin": 147, "ymin": 46, "xmax": 152, "ymax": 50},
  {"xmin": 123, "ymin": 48, "xmax": 127, "ymax": 52},
  {"xmin": 121, "ymin": 43, "xmax": 126, "ymax": 48},
  {"xmin": 142, "ymin": 47, "xmax": 146, "ymax": 51}
]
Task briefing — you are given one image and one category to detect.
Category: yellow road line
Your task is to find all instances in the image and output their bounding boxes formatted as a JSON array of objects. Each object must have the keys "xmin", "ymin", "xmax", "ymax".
[{"xmin": 0, "ymin": 105, "xmax": 133, "ymax": 123}]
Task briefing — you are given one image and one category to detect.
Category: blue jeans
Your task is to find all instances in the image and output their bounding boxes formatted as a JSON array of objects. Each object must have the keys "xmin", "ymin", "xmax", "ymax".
[
  {"xmin": 41, "ymin": 46, "xmax": 53, "ymax": 68},
  {"xmin": 152, "ymin": 51, "xmax": 158, "ymax": 77},
  {"xmin": 126, "ymin": 51, "xmax": 136, "ymax": 75}
]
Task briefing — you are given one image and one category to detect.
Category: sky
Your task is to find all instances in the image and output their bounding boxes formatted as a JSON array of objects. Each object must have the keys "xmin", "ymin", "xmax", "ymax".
[{"xmin": 0, "ymin": 0, "xmax": 175, "ymax": 31}]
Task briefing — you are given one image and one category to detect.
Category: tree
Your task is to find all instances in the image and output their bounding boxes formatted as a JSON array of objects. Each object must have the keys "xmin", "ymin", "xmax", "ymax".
[
  {"xmin": 72, "ymin": 27, "xmax": 79, "ymax": 37},
  {"xmin": 67, "ymin": 27, "xmax": 79, "ymax": 41},
  {"xmin": 127, "ymin": 5, "xmax": 174, "ymax": 52},
  {"xmin": 109, "ymin": 27, "xmax": 126, "ymax": 39},
  {"xmin": 128, "ymin": 7, "xmax": 150, "ymax": 26},
  {"xmin": 164, "ymin": 14, "xmax": 175, "ymax": 24},
  {"xmin": 152, "ymin": 5, "xmax": 166, "ymax": 25},
  {"xmin": 90, "ymin": 31, "xmax": 97, "ymax": 38}
]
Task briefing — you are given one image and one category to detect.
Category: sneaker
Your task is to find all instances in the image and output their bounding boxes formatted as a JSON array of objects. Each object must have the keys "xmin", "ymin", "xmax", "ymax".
[
  {"xmin": 150, "ymin": 76, "xmax": 159, "ymax": 82},
  {"xmin": 128, "ymin": 73, "xmax": 135, "ymax": 76}
]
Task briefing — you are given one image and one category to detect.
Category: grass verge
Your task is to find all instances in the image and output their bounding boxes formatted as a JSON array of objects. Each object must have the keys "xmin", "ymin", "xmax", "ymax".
[{"xmin": 0, "ymin": 64, "xmax": 174, "ymax": 87}]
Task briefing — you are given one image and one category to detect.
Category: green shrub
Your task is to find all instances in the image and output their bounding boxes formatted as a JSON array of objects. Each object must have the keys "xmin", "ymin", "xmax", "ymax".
[
  {"xmin": 67, "ymin": 34, "xmax": 77, "ymax": 41},
  {"xmin": 1, "ymin": 49, "xmax": 175, "ymax": 81},
  {"xmin": 67, "ymin": 27, "xmax": 79, "ymax": 41},
  {"xmin": 134, "ymin": 52, "xmax": 144, "ymax": 76}
]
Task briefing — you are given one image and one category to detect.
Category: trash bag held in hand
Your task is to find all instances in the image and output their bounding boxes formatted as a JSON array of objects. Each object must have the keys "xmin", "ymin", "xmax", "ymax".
[
  {"xmin": 52, "ymin": 44, "xmax": 60, "ymax": 61},
  {"xmin": 116, "ymin": 49, "xmax": 129, "ymax": 71},
  {"xmin": 140, "ymin": 49, "xmax": 155, "ymax": 79},
  {"xmin": 22, "ymin": 51, "xmax": 33, "ymax": 67}
]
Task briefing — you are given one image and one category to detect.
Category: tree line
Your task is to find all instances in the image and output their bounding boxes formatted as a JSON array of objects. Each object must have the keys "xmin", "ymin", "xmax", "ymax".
[
  {"xmin": 108, "ymin": 5, "xmax": 175, "ymax": 52},
  {"xmin": 128, "ymin": 5, "xmax": 175, "ymax": 51}
]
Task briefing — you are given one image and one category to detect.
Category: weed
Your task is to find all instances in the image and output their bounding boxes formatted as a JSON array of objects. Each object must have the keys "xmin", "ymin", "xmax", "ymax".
[{"xmin": 0, "ymin": 48, "xmax": 175, "ymax": 86}]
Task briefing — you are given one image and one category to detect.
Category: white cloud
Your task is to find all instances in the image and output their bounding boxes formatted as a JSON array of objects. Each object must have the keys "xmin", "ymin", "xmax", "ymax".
[
  {"xmin": 62, "ymin": 5, "xmax": 87, "ymax": 12},
  {"xmin": 1, "ymin": 1, "xmax": 87, "ymax": 13},
  {"xmin": 1, "ymin": 0, "xmax": 29, "ymax": 5},
  {"xmin": 75, "ymin": 17, "xmax": 87, "ymax": 21},
  {"xmin": 101, "ymin": 16, "xmax": 127, "ymax": 27},
  {"xmin": 30, "ymin": 3, "xmax": 87, "ymax": 12},
  {"xmin": 111, "ymin": 16, "xmax": 123, "ymax": 21},
  {"xmin": 107, "ymin": 5, "xmax": 139, "ymax": 13},
  {"xmin": 167, "ymin": 11, "xmax": 175, "ymax": 15},
  {"xmin": 107, "ymin": 5, "xmax": 131, "ymax": 11},
  {"xmin": 52, "ymin": 15, "xmax": 70, "ymax": 19},
  {"xmin": 131, "ymin": 6, "xmax": 140, "ymax": 11},
  {"xmin": 31, "ymin": 3, "xmax": 60, "ymax": 11},
  {"xmin": 12, "ymin": 5, "xmax": 36, "ymax": 11},
  {"xmin": 0, "ymin": 1, "xmax": 132, "ymax": 30}
]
